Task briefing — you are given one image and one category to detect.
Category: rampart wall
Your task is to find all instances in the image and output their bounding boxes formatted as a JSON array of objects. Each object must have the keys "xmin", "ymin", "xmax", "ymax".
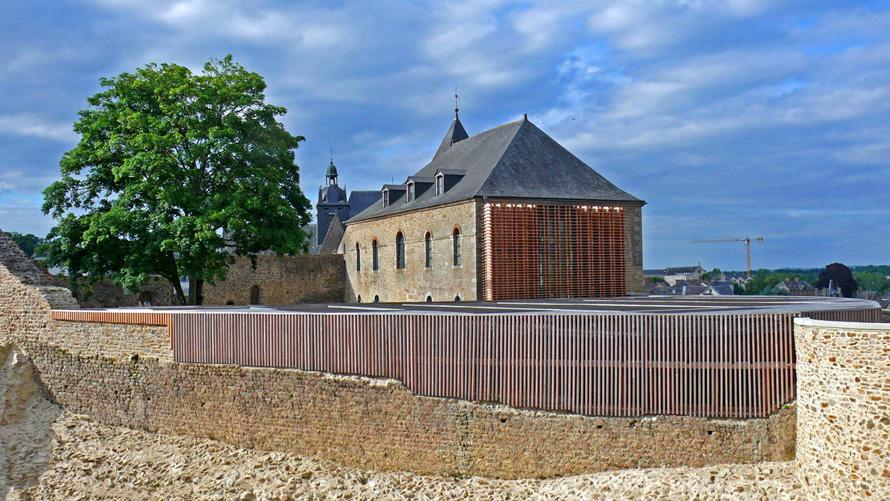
[{"xmin": 202, "ymin": 254, "xmax": 345, "ymax": 305}]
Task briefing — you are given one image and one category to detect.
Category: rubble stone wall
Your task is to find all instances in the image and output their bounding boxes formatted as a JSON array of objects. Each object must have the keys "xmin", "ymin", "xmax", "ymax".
[
  {"xmin": 794, "ymin": 318, "xmax": 889, "ymax": 499},
  {"xmin": 202, "ymin": 254, "xmax": 345, "ymax": 305},
  {"xmin": 0, "ymin": 232, "xmax": 78, "ymax": 346},
  {"xmin": 341, "ymin": 200, "xmax": 480, "ymax": 303},
  {"xmin": 22, "ymin": 340, "xmax": 796, "ymax": 479}
]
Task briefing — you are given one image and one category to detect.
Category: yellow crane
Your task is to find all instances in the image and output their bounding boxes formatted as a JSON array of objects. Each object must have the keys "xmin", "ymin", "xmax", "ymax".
[{"xmin": 693, "ymin": 236, "xmax": 764, "ymax": 279}]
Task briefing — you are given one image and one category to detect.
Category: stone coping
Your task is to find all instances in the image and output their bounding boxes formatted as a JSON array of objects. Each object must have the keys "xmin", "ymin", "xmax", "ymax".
[{"xmin": 794, "ymin": 316, "xmax": 889, "ymax": 330}]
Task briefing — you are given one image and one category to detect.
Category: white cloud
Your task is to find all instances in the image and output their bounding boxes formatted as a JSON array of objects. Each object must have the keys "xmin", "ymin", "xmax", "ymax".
[
  {"xmin": 93, "ymin": 0, "xmax": 350, "ymax": 49},
  {"xmin": 0, "ymin": 114, "xmax": 76, "ymax": 142}
]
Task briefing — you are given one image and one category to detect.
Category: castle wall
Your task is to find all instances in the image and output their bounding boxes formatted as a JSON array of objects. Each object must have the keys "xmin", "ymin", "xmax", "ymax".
[
  {"xmin": 21, "ymin": 337, "xmax": 796, "ymax": 479},
  {"xmin": 202, "ymin": 254, "xmax": 345, "ymax": 305},
  {"xmin": 341, "ymin": 200, "xmax": 479, "ymax": 303},
  {"xmin": 794, "ymin": 318, "xmax": 889, "ymax": 499}
]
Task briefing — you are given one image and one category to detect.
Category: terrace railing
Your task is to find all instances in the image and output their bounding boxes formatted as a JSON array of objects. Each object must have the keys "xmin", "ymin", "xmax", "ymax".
[{"xmin": 158, "ymin": 306, "xmax": 879, "ymax": 419}]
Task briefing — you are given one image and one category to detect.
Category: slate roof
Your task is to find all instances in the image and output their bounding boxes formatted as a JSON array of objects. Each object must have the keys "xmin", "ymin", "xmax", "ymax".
[
  {"xmin": 348, "ymin": 117, "xmax": 642, "ymax": 224},
  {"xmin": 346, "ymin": 190, "xmax": 380, "ymax": 216},
  {"xmin": 319, "ymin": 214, "xmax": 346, "ymax": 254}
]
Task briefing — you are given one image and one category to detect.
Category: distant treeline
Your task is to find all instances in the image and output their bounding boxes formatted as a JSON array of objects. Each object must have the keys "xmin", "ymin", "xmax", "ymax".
[{"xmin": 724, "ymin": 265, "xmax": 890, "ymax": 295}]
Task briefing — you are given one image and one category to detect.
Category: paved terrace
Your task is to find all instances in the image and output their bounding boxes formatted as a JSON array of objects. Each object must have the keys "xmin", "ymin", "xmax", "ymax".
[{"xmin": 64, "ymin": 295, "xmax": 881, "ymax": 316}]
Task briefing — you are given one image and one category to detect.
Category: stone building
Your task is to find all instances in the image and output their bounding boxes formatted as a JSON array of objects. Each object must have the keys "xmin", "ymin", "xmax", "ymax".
[{"xmin": 336, "ymin": 112, "xmax": 644, "ymax": 303}]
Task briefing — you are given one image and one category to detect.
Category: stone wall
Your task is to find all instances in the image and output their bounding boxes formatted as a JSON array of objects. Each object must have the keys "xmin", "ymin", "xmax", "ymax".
[
  {"xmin": 22, "ymin": 340, "xmax": 795, "ymax": 479},
  {"xmin": 794, "ymin": 318, "xmax": 889, "ymax": 499},
  {"xmin": 45, "ymin": 274, "xmax": 178, "ymax": 308},
  {"xmin": 202, "ymin": 254, "xmax": 345, "ymax": 305},
  {"xmin": 0, "ymin": 232, "xmax": 78, "ymax": 346},
  {"xmin": 50, "ymin": 321, "xmax": 171, "ymax": 362},
  {"xmin": 341, "ymin": 200, "xmax": 480, "ymax": 303},
  {"xmin": 624, "ymin": 203, "xmax": 645, "ymax": 293}
]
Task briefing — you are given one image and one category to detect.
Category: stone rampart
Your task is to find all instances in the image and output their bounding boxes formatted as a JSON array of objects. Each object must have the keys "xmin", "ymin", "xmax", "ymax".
[
  {"xmin": 202, "ymin": 254, "xmax": 345, "ymax": 305},
  {"xmin": 22, "ymin": 340, "xmax": 795, "ymax": 479},
  {"xmin": 794, "ymin": 318, "xmax": 889, "ymax": 499}
]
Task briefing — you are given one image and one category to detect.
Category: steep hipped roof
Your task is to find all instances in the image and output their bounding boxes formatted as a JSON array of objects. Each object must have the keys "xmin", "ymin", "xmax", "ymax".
[
  {"xmin": 433, "ymin": 115, "xmax": 469, "ymax": 159},
  {"xmin": 348, "ymin": 117, "xmax": 642, "ymax": 224}
]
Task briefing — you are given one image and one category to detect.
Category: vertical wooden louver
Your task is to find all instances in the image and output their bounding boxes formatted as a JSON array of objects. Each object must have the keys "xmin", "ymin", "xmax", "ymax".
[{"xmin": 482, "ymin": 202, "xmax": 626, "ymax": 300}]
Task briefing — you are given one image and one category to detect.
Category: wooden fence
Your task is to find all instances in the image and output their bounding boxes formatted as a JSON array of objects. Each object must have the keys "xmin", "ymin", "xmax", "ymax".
[{"xmin": 167, "ymin": 306, "xmax": 880, "ymax": 419}]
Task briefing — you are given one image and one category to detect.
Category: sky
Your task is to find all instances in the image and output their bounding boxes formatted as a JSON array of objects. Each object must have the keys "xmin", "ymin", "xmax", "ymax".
[{"xmin": 1, "ymin": 0, "xmax": 889, "ymax": 270}]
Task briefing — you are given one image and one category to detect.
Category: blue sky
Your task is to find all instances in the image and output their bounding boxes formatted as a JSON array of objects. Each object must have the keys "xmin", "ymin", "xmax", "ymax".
[{"xmin": 1, "ymin": 0, "xmax": 888, "ymax": 270}]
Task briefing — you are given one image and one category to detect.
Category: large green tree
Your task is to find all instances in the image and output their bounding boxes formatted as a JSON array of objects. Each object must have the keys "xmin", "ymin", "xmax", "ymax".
[{"xmin": 42, "ymin": 56, "xmax": 311, "ymax": 304}]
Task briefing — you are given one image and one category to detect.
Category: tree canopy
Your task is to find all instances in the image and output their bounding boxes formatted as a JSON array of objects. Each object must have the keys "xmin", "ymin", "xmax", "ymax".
[
  {"xmin": 815, "ymin": 262, "xmax": 858, "ymax": 298},
  {"xmin": 42, "ymin": 55, "xmax": 311, "ymax": 304}
]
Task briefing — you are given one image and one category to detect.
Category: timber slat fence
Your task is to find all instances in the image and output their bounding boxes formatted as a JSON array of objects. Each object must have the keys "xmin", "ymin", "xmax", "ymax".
[{"xmin": 160, "ymin": 307, "xmax": 879, "ymax": 419}]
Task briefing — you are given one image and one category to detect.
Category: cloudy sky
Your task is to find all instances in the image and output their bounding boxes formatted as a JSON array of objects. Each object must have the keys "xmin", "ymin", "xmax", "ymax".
[{"xmin": 1, "ymin": 0, "xmax": 888, "ymax": 270}]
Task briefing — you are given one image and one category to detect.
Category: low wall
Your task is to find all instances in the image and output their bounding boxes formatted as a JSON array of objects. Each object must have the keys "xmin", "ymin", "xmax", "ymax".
[
  {"xmin": 794, "ymin": 318, "xmax": 889, "ymax": 499},
  {"xmin": 50, "ymin": 320, "xmax": 170, "ymax": 362},
  {"xmin": 202, "ymin": 255, "xmax": 345, "ymax": 305},
  {"xmin": 22, "ymin": 334, "xmax": 795, "ymax": 479}
]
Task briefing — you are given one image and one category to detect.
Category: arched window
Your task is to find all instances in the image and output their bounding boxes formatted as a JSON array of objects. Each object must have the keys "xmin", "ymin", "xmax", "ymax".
[
  {"xmin": 426, "ymin": 295, "xmax": 433, "ymax": 303},
  {"xmin": 424, "ymin": 232, "xmax": 432, "ymax": 268},
  {"xmin": 372, "ymin": 240, "xmax": 379, "ymax": 271},
  {"xmin": 355, "ymin": 242, "xmax": 361, "ymax": 272},
  {"xmin": 452, "ymin": 228, "xmax": 462, "ymax": 266},
  {"xmin": 250, "ymin": 285, "xmax": 261, "ymax": 305},
  {"xmin": 373, "ymin": 295, "xmax": 380, "ymax": 303},
  {"xmin": 396, "ymin": 232, "xmax": 406, "ymax": 269},
  {"xmin": 454, "ymin": 295, "xmax": 461, "ymax": 302},
  {"xmin": 357, "ymin": 295, "xmax": 362, "ymax": 303}
]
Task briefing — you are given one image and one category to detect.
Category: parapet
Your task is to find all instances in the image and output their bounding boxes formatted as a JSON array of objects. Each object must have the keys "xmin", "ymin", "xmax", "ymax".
[{"xmin": 794, "ymin": 317, "xmax": 889, "ymax": 499}]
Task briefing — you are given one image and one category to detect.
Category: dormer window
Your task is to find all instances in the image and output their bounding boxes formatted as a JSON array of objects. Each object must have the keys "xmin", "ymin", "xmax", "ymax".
[
  {"xmin": 436, "ymin": 174, "xmax": 444, "ymax": 196},
  {"xmin": 381, "ymin": 184, "xmax": 406, "ymax": 207},
  {"xmin": 407, "ymin": 182, "xmax": 415, "ymax": 202}
]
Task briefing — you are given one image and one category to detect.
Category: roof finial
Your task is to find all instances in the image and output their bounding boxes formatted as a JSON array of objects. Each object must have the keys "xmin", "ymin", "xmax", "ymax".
[
  {"xmin": 454, "ymin": 88, "xmax": 459, "ymax": 119},
  {"xmin": 330, "ymin": 146, "xmax": 334, "ymax": 164}
]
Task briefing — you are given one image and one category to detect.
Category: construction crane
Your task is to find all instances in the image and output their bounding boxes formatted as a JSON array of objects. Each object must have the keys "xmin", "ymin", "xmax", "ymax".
[{"xmin": 693, "ymin": 236, "xmax": 764, "ymax": 279}]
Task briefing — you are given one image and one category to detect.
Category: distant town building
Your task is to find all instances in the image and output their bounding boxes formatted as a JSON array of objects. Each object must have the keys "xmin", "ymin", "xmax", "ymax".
[
  {"xmin": 650, "ymin": 279, "xmax": 735, "ymax": 296},
  {"xmin": 775, "ymin": 277, "xmax": 816, "ymax": 296},
  {"xmin": 328, "ymin": 112, "xmax": 645, "ymax": 303},
  {"xmin": 645, "ymin": 266, "xmax": 705, "ymax": 286}
]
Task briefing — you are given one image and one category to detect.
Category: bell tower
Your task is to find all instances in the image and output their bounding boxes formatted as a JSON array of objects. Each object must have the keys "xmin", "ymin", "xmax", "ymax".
[{"xmin": 316, "ymin": 155, "xmax": 350, "ymax": 247}]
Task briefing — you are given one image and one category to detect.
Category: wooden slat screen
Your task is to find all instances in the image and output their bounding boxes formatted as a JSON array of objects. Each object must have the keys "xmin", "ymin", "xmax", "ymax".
[
  {"xmin": 481, "ymin": 202, "xmax": 626, "ymax": 300},
  {"xmin": 167, "ymin": 306, "xmax": 880, "ymax": 419}
]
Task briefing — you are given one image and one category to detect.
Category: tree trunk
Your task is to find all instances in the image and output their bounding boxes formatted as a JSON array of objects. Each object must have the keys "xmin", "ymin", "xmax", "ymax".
[
  {"xmin": 188, "ymin": 276, "xmax": 204, "ymax": 305},
  {"xmin": 171, "ymin": 277, "xmax": 186, "ymax": 305}
]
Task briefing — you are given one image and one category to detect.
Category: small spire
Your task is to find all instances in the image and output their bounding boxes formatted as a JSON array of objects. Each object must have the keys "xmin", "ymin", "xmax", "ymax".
[{"xmin": 454, "ymin": 88, "xmax": 459, "ymax": 119}]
